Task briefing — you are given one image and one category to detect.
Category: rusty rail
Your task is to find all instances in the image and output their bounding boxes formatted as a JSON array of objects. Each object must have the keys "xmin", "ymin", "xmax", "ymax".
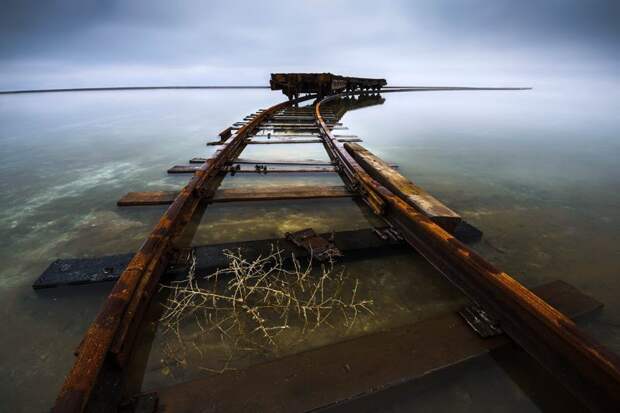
[
  {"xmin": 51, "ymin": 94, "xmax": 315, "ymax": 412},
  {"xmin": 314, "ymin": 94, "xmax": 620, "ymax": 412}
]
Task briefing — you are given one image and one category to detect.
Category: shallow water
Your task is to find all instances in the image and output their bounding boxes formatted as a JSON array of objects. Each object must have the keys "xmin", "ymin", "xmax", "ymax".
[{"xmin": 1, "ymin": 82, "xmax": 619, "ymax": 412}]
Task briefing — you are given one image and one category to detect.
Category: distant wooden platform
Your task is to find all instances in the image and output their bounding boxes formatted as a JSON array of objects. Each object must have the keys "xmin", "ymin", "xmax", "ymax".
[{"xmin": 117, "ymin": 185, "xmax": 354, "ymax": 206}]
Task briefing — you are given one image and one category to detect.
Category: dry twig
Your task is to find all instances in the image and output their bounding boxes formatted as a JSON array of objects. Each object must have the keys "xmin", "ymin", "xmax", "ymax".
[{"xmin": 159, "ymin": 246, "xmax": 374, "ymax": 373}]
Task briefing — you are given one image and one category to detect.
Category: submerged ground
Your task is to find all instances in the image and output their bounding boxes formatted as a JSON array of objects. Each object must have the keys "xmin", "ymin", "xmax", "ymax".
[{"xmin": 0, "ymin": 83, "xmax": 619, "ymax": 412}]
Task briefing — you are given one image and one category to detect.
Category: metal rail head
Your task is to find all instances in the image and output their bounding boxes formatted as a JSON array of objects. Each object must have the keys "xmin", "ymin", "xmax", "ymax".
[{"xmin": 314, "ymin": 92, "xmax": 620, "ymax": 412}]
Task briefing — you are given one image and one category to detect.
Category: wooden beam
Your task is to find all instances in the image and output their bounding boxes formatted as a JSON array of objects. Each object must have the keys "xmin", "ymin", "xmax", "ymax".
[
  {"xmin": 249, "ymin": 138, "xmax": 361, "ymax": 145},
  {"xmin": 231, "ymin": 158, "xmax": 334, "ymax": 166},
  {"xmin": 150, "ymin": 280, "xmax": 602, "ymax": 413},
  {"xmin": 117, "ymin": 191, "xmax": 178, "ymax": 206},
  {"xmin": 207, "ymin": 137, "xmax": 361, "ymax": 146},
  {"xmin": 258, "ymin": 122, "xmax": 343, "ymax": 127},
  {"xmin": 218, "ymin": 126, "xmax": 233, "ymax": 141},
  {"xmin": 269, "ymin": 116, "xmax": 337, "ymax": 121},
  {"xmin": 32, "ymin": 229, "xmax": 402, "ymax": 289},
  {"xmin": 251, "ymin": 126, "xmax": 348, "ymax": 131},
  {"xmin": 345, "ymin": 142, "xmax": 461, "ymax": 232},
  {"xmin": 167, "ymin": 165, "xmax": 337, "ymax": 174},
  {"xmin": 117, "ymin": 185, "xmax": 353, "ymax": 206},
  {"xmin": 189, "ymin": 158, "xmax": 334, "ymax": 166},
  {"xmin": 212, "ymin": 185, "xmax": 352, "ymax": 202}
]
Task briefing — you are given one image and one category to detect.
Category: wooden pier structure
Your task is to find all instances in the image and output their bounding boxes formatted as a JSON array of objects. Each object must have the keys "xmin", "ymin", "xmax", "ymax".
[{"xmin": 39, "ymin": 75, "xmax": 620, "ymax": 412}]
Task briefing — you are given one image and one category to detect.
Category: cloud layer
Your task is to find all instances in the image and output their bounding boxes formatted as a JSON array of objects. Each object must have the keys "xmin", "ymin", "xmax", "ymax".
[{"xmin": 0, "ymin": 0, "xmax": 619, "ymax": 89}]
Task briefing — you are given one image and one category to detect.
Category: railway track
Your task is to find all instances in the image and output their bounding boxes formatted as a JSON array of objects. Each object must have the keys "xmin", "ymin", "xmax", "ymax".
[{"xmin": 46, "ymin": 82, "xmax": 620, "ymax": 412}]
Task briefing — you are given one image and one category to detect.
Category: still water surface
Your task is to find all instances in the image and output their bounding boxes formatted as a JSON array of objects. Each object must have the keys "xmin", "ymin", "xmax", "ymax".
[{"xmin": 1, "ymin": 84, "xmax": 619, "ymax": 411}]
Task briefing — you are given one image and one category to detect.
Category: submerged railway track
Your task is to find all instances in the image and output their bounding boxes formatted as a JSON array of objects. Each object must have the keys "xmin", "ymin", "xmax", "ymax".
[{"xmin": 44, "ymin": 77, "xmax": 620, "ymax": 412}]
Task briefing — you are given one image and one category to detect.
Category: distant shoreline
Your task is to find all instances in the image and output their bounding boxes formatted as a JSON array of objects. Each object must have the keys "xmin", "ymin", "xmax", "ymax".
[
  {"xmin": 0, "ymin": 85, "xmax": 271, "ymax": 95},
  {"xmin": 0, "ymin": 85, "xmax": 531, "ymax": 95}
]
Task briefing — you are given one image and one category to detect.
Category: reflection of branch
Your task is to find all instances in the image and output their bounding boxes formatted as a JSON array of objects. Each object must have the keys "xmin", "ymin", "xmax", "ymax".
[{"xmin": 159, "ymin": 245, "xmax": 374, "ymax": 373}]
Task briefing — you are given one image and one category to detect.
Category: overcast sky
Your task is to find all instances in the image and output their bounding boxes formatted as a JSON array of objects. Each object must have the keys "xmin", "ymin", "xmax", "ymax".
[{"xmin": 0, "ymin": 0, "xmax": 618, "ymax": 89}]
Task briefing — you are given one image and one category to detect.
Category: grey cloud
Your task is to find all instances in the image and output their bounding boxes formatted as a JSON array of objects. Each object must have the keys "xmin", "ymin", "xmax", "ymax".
[{"xmin": 0, "ymin": 0, "xmax": 618, "ymax": 89}]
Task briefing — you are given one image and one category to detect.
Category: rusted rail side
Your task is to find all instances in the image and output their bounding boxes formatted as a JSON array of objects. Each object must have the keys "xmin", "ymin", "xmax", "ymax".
[
  {"xmin": 315, "ymin": 96, "xmax": 620, "ymax": 412},
  {"xmin": 52, "ymin": 95, "xmax": 315, "ymax": 413}
]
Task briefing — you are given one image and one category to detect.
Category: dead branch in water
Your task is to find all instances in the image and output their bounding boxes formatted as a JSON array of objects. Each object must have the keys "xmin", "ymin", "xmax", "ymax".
[{"xmin": 159, "ymin": 246, "xmax": 374, "ymax": 373}]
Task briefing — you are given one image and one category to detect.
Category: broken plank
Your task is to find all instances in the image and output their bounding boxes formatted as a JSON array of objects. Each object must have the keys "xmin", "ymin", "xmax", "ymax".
[
  {"xmin": 150, "ymin": 280, "xmax": 602, "ymax": 413},
  {"xmin": 345, "ymin": 142, "xmax": 461, "ymax": 233},
  {"xmin": 218, "ymin": 126, "xmax": 233, "ymax": 140},
  {"xmin": 32, "ymin": 229, "xmax": 402, "ymax": 289},
  {"xmin": 117, "ymin": 185, "xmax": 353, "ymax": 206}
]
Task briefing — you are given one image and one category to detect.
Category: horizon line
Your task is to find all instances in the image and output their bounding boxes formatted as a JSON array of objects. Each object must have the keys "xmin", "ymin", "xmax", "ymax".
[
  {"xmin": 0, "ymin": 84, "xmax": 532, "ymax": 95},
  {"xmin": 0, "ymin": 85, "xmax": 272, "ymax": 95}
]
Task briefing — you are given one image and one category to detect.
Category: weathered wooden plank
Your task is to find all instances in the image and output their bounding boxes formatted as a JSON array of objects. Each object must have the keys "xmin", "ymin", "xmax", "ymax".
[
  {"xmin": 247, "ymin": 133, "xmax": 358, "ymax": 138},
  {"xmin": 32, "ymin": 229, "xmax": 402, "ymax": 289},
  {"xmin": 151, "ymin": 280, "xmax": 602, "ymax": 413},
  {"xmin": 258, "ymin": 122, "xmax": 343, "ymax": 127},
  {"xmin": 248, "ymin": 138, "xmax": 361, "ymax": 145},
  {"xmin": 218, "ymin": 126, "xmax": 233, "ymax": 139},
  {"xmin": 33, "ymin": 253, "xmax": 136, "ymax": 289},
  {"xmin": 250, "ymin": 126, "xmax": 348, "ymax": 130},
  {"xmin": 118, "ymin": 185, "xmax": 353, "ymax": 206},
  {"xmin": 211, "ymin": 185, "xmax": 352, "ymax": 202},
  {"xmin": 232, "ymin": 158, "xmax": 334, "ymax": 166},
  {"xmin": 167, "ymin": 164, "xmax": 337, "ymax": 174},
  {"xmin": 189, "ymin": 158, "xmax": 334, "ymax": 166},
  {"xmin": 207, "ymin": 137, "xmax": 362, "ymax": 145},
  {"xmin": 279, "ymin": 109, "xmax": 334, "ymax": 114},
  {"xmin": 269, "ymin": 116, "xmax": 337, "ymax": 121},
  {"xmin": 117, "ymin": 191, "xmax": 179, "ymax": 206},
  {"xmin": 345, "ymin": 142, "xmax": 461, "ymax": 232},
  {"xmin": 187, "ymin": 158, "xmax": 397, "ymax": 171}
]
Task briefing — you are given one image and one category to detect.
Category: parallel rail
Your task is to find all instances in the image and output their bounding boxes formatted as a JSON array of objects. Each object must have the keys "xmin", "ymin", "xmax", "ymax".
[
  {"xmin": 315, "ymin": 94, "xmax": 620, "ymax": 412},
  {"xmin": 52, "ymin": 94, "xmax": 315, "ymax": 412}
]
